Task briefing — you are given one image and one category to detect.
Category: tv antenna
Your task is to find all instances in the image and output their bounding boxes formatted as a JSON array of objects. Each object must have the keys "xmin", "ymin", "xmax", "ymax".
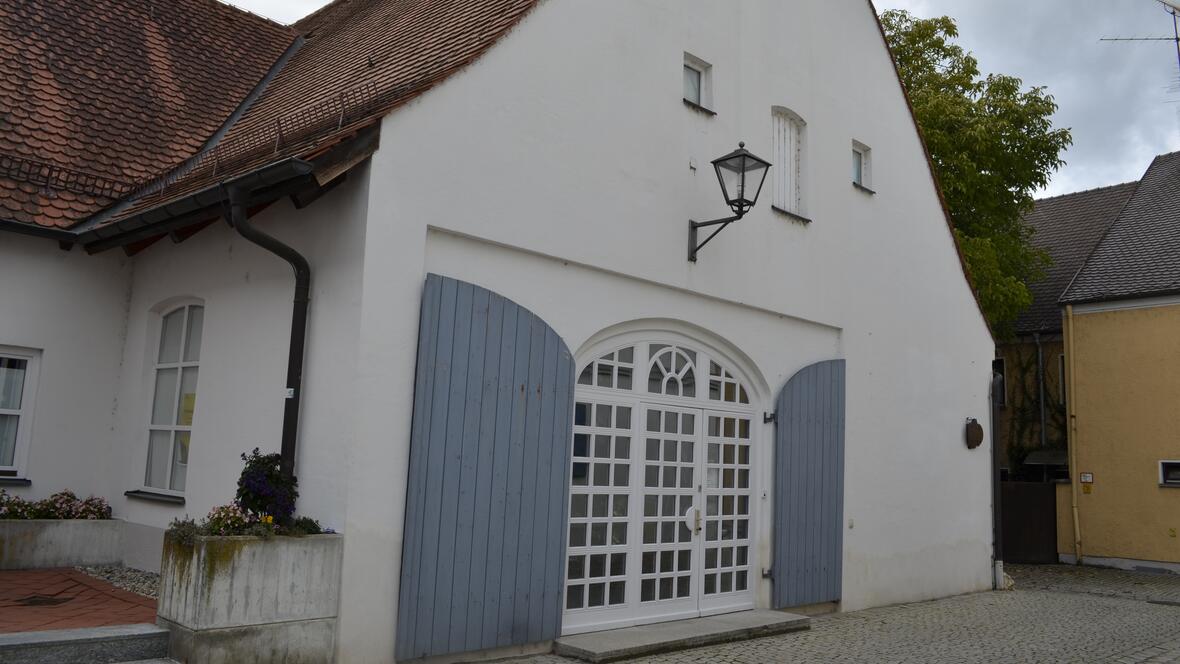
[{"xmin": 1100, "ymin": 0, "xmax": 1180, "ymax": 79}]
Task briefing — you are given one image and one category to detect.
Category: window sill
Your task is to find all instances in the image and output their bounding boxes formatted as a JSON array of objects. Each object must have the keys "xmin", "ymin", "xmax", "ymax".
[
  {"xmin": 771, "ymin": 206, "xmax": 813, "ymax": 225},
  {"xmin": 682, "ymin": 99, "xmax": 717, "ymax": 116},
  {"xmin": 124, "ymin": 489, "xmax": 185, "ymax": 505},
  {"xmin": 853, "ymin": 182, "xmax": 877, "ymax": 195},
  {"xmin": 1160, "ymin": 483, "xmax": 1180, "ymax": 489},
  {"xmin": 0, "ymin": 477, "xmax": 31, "ymax": 487}
]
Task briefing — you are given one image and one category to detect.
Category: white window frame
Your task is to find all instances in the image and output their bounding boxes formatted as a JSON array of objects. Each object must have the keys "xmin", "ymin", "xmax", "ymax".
[
  {"xmin": 683, "ymin": 53, "xmax": 713, "ymax": 112},
  {"xmin": 141, "ymin": 302, "xmax": 204, "ymax": 495},
  {"xmin": 0, "ymin": 345, "xmax": 40, "ymax": 479},
  {"xmin": 771, "ymin": 107, "xmax": 806, "ymax": 217},
  {"xmin": 1160, "ymin": 461, "xmax": 1180, "ymax": 487},
  {"xmin": 852, "ymin": 140, "xmax": 873, "ymax": 192}
]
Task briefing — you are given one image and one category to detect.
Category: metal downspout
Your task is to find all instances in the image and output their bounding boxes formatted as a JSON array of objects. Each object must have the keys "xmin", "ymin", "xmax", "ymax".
[
  {"xmin": 991, "ymin": 370, "xmax": 1004, "ymax": 589},
  {"xmin": 1035, "ymin": 332, "xmax": 1046, "ymax": 448},
  {"xmin": 223, "ymin": 185, "xmax": 310, "ymax": 481},
  {"xmin": 1065, "ymin": 305, "xmax": 1083, "ymax": 563}
]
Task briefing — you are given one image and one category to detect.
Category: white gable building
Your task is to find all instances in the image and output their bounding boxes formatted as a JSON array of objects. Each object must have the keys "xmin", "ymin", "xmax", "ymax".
[{"xmin": 0, "ymin": 0, "xmax": 995, "ymax": 661}]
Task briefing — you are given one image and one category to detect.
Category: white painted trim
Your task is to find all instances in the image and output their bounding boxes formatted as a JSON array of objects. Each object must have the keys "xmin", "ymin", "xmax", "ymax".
[
  {"xmin": 0, "ymin": 345, "xmax": 41, "ymax": 478},
  {"xmin": 1072, "ymin": 294, "xmax": 1180, "ymax": 314}
]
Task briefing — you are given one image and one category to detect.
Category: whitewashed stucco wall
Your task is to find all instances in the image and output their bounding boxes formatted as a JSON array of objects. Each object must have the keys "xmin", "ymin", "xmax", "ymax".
[
  {"xmin": 103, "ymin": 172, "xmax": 369, "ymax": 545},
  {"xmin": 336, "ymin": 0, "xmax": 994, "ymax": 661},
  {"xmin": 0, "ymin": 234, "xmax": 129, "ymax": 499}
]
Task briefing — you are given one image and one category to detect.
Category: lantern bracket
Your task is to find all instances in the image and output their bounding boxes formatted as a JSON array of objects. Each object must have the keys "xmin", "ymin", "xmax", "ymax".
[{"xmin": 688, "ymin": 213, "xmax": 743, "ymax": 263}]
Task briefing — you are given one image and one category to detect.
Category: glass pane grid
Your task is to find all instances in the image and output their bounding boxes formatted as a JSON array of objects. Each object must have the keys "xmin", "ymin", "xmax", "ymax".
[
  {"xmin": 702, "ymin": 414, "xmax": 752, "ymax": 596},
  {"xmin": 146, "ymin": 305, "xmax": 202, "ymax": 492},
  {"xmin": 639, "ymin": 407, "xmax": 696, "ymax": 603},
  {"xmin": 567, "ymin": 400, "xmax": 632, "ymax": 612}
]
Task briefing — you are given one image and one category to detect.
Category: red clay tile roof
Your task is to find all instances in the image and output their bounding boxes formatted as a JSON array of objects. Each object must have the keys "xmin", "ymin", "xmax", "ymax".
[
  {"xmin": 104, "ymin": 0, "xmax": 540, "ymax": 228},
  {"xmin": 0, "ymin": 0, "xmax": 295, "ymax": 228}
]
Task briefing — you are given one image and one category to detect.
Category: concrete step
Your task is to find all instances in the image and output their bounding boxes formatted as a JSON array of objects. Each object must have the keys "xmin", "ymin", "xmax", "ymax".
[
  {"xmin": 554, "ymin": 609, "xmax": 810, "ymax": 662},
  {"xmin": 0, "ymin": 624, "xmax": 169, "ymax": 664}
]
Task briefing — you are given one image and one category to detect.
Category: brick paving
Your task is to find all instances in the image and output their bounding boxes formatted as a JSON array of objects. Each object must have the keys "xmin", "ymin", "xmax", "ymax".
[
  {"xmin": 0, "ymin": 568, "xmax": 156, "ymax": 633},
  {"xmin": 506, "ymin": 565, "xmax": 1180, "ymax": 663}
]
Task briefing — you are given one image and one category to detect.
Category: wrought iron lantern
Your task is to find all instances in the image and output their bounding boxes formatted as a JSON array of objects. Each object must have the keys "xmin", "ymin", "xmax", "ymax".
[{"xmin": 689, "ymin": 142, "xmax": 772, "ymax": 262}]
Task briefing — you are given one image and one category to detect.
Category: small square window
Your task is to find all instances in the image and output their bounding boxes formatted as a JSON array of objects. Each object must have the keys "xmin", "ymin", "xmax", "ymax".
[
  {"xmin": 852, "ymin": 140, "xmax": 873, "ymax": 192},
  {"xmin": 1161, "ymin": 461, "xmax": 1180, "ymax": 487},
  {"xmin": 683, "ymin": 53, "xmax": 713, "ymax": 112}
]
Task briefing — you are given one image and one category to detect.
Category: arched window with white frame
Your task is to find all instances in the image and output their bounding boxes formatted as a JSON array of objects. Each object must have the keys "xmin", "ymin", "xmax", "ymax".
[{"xmin": 144, "ymin": 302, "xmax": 204, "ymax": 493}]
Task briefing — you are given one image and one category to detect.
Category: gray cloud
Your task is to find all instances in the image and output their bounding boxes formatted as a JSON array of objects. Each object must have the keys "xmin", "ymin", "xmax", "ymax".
[
  {"xmin": 876, "ymin": 0, "xmax": 1180, "ymax": 195},
  {"xmin": 223, "ymin": 0, "xmax": 1180, "ymax": 196}
]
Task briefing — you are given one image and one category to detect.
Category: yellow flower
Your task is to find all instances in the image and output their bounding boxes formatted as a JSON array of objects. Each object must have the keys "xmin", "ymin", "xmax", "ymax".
[{"xmin": 263, "ymin": 515, "xmax": 274, "ymax": 524}]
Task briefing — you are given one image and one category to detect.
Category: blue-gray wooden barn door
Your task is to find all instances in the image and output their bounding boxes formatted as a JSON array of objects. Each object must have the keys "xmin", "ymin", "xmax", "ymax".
[
  {"xmin": 772, "ymin": 359, "xmax": 846, "ymax": 608},
  {"xmin": 396, "ymin": 274, "xmax": 575, "ymax": 661}
]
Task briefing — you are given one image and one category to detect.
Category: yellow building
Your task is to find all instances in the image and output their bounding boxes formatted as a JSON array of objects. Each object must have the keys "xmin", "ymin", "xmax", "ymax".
[
  {"xmin": 1056, "ymin": 151, "xmax": 1180, "ymax": 572},
  {"xmin": 995, "ymin": 182, "xmax": 1137, "ymax": 480}
]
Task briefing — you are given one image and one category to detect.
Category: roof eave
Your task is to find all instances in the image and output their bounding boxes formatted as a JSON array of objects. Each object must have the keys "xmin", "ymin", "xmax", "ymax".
[{"xmin": 74, "ymin": 158, "xmax": 315, "ymax": 252}]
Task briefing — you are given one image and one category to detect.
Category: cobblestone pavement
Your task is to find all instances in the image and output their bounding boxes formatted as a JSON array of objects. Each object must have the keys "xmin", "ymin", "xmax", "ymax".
[{"xmin": 506, "ymin": 565, "xmax": 1180, "ymax": 663}]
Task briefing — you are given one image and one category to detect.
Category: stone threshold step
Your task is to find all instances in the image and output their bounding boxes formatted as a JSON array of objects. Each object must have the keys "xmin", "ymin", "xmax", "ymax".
[
  {"xmin": 0, "ymin": 624, "xmax": 169, "ymax": 664},
  {"xmin": 554, "ymin": 609, "xmax": 810, "ymax": 662}
]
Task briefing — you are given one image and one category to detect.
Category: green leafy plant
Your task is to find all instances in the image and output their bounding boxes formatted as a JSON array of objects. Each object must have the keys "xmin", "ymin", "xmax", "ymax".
[
  {"xmin": 880, "ymin": 10, "xmax": 1072, "ymax": 338},
  {"xmin": 235, "ymin": 448, "xmax": 298, "ymax": 525}
]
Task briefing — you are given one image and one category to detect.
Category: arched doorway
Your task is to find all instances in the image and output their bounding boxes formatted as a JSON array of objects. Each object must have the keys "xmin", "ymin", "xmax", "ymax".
[{"xmin": 562, "ymin": 333, "xmax": 760, "ymax": 634}]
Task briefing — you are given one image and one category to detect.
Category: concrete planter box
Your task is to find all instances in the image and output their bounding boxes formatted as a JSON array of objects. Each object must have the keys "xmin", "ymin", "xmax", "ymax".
[
  {"xmin": 0, "ymin": 519, "xmax": 122, "ymax": 569},
  {"xmin": 158, "ymin": 533, "xmax": 343, "ymax": 664}
]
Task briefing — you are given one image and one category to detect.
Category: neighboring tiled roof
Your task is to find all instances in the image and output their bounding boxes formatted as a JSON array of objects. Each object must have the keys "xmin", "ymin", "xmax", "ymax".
[
  {"xmin": 101, "ymin": 0, "xmax": 540, "ymax": 228},
  {"xmin": 1014, "ymin": 181, "xmax": 1138, "ymax": 333},
  {"xmin": 0, "ymin": 0, "xmax": 295, "ymax": 228},
  {"xmin": 1062, "ymin": 151, "xmax": 1180, "ymax": 304}
]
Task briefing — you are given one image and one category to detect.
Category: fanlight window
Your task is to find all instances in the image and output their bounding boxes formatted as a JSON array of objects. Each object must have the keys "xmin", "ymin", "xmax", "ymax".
[
  {"xmin": 647, "ymin": 345, "xmax": 697, "ymax": 398},
  {"xmin": 578, "ymin": 342, "xmax": 752, "ymax": 407}
]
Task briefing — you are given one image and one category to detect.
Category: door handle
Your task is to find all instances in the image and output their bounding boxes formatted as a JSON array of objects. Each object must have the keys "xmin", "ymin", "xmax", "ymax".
[{"xmin": 694, "ymin": 509, "xmax": 702, "ymax": 534}]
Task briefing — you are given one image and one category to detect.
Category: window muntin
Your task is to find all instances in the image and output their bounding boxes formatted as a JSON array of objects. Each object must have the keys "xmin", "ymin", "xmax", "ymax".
[
  {"xmin": 771, "ymin": 108, "xmax": 805, "ymax": 215},
  {"xmin": 1162, "ymin": 461, "xmax": 1180, "ymax": 487},
  {"xmin": 145, "ymin": 305, "xmax": 203, "ymax": 492},
  {"xmin": 0, "ymin": 348, "xmax": 38, "ymax": 476}
]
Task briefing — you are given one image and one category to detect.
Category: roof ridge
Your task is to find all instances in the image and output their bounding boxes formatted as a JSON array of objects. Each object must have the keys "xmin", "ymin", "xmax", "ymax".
[
  {"xmin": 208, "ymin": 0, "xmax": 297, "ymax": 32},
  {"xmin": 1034, "ymin": 179, "xmax": 1140, "ymax": 204}
]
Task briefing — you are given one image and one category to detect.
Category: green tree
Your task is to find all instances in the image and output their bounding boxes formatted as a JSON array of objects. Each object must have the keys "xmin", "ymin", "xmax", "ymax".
[{"xmin": 880, "ymin": 10, "xmax": 1072, "ymax": 338}]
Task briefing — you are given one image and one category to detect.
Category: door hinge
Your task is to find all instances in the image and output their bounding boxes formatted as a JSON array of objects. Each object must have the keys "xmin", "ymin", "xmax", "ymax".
[{"xmin": 763, "ymin": 411, "xmax": 776, "ymax": 424}]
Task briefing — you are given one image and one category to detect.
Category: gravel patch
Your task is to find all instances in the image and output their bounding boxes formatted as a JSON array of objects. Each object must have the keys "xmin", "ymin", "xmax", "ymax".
[{"xmin": 76, "ymin": 565, "xmax": 160, "ymax": 598}]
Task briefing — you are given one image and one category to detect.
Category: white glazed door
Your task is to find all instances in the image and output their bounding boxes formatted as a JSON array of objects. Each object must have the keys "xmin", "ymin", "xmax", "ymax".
[
  {"xmin": 563, "ymin": 341, "xmax": 759, "ymax": 635},
  {"xmin": 634, "ymin": 404, "xmax": 702, "ymax": 623},
  {"xmin": 697, "ymin": 410, "xmax": 757, "ymax": 615}
]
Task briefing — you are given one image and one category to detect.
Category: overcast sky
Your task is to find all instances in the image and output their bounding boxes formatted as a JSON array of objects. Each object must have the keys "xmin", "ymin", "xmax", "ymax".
[{"xmin": 228, "ymin": 0, "xmax": 1180, "ymax": 196}]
